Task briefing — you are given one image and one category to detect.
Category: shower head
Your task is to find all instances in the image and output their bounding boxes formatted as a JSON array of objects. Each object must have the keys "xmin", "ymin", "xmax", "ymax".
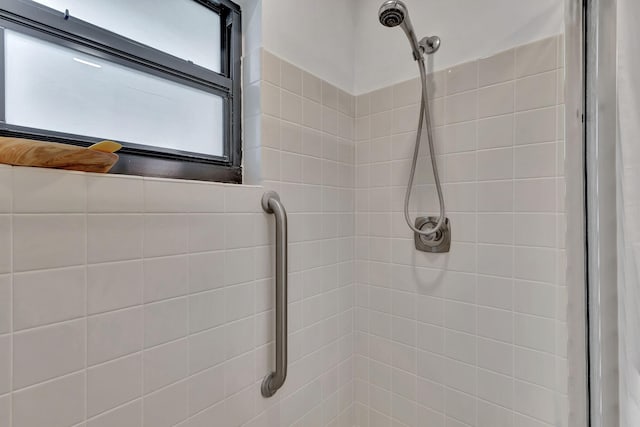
[
  {"xmin": 378, "ymin": 0, "xmax": 408, "ymax": 28},
  {"xmin": 378, "ymin": 1, "xmax": 441, "ymax": 60},
  {"xmin": 378, "ymin": 0, "xmax": 422, "ymax": 60}
]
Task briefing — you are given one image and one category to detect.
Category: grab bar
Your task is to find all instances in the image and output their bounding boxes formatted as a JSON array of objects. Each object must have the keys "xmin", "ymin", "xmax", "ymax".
[{"xmin": 261, "ymin": 191, "xmax": 288, "ymax": 398}]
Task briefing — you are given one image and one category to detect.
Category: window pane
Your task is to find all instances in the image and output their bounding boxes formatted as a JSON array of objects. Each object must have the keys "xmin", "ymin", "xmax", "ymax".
[
  {"xmin": 5, "ymin": 30, "xmax": 224, "ymax": 157},
  {"xmin": 31, "ymin": 0, "xmax": 221, "ymax": 72}
]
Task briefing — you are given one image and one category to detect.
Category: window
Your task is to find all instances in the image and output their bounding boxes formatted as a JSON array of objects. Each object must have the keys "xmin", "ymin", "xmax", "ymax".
[{"xmin": 0, "ymin": 0, "xmax": 242, "ymax": 182}]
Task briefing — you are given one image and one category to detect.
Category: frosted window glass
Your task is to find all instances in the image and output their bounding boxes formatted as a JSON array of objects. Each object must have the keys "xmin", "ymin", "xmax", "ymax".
[
  {"xmin": 5, "ymin": 30, "xmax": 223, "ymax": 157},
  {"xmin": 32, "ymin": 0, "xmax": 221, "ymax": 72}
]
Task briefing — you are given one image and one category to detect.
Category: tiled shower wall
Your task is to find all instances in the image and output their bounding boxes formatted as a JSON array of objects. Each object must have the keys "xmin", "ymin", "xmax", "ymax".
[
  {"xmin": 0, "ymin": 36, "xmax": 569, "ymax": 427},
  {"xmin": 352, "ymin": 36, "xmax": 568, "ymax": 427},
  {"xmin": 0, "ymin": 49, "xmax": 356, "ymax": 427}
]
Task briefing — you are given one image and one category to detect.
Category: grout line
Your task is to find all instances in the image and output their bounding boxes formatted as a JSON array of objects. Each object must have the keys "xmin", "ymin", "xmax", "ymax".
[
  {"xmin": 9, "ymin": 167, "xmax": 13, "ymax": 427},
  {"xmin": 474, "ymin": 60, "xmax": 480, "ymax": 427},
  {"xmin": 510, "ymin": 48, "xmax": 518, "ymax": 426},
  {"xmin": 140, "ymin": 177, "xmax": 147, "ymax": 427},
  {"xmin": 83, "ymin": 218, "xmax": 88, "ymax": 423}
]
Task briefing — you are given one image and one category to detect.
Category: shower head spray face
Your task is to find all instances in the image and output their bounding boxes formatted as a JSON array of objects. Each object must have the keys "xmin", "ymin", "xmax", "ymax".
[{"xmin": 378, "ymin": 0, "xmax": 407, "ymax": 28}]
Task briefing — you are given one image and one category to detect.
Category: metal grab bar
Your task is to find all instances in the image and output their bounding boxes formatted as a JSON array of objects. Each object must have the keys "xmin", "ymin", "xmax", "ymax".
[{"xmin": 261, "ymin": 191, "xmax": 288, "ymax": 398}]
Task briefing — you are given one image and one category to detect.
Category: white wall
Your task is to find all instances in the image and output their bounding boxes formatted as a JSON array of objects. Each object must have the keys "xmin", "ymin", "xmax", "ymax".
[
  {"xmin": 261, "ymin": 0, "xmax": 356, "ymax": 93},
  {"xmin": 238, "ymin": 0, "xmax": 563, "ymax": 95},
  {"xmin": 617, "ymin": 0, "xmax": 640, "ymax": 425},
  {"xmin": 236, "ymin": 0, "xmax": 262, "ymax": 62},
  {"xmin": 353, "ymin": 0, "xmax": 564, "ymax": 94}
]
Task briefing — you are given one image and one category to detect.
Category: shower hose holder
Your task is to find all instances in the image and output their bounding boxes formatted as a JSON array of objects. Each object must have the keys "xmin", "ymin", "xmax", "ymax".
[
  {"xmin": 414, "ymin": 216, "xmax": 451, "ymax": 253},
  {"xmin": 419, "ymin": 36, "xmax": 441, "ymax": 55}
]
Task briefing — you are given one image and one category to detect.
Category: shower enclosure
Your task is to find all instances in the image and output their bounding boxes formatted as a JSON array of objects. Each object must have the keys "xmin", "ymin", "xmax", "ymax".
[
  {"xmin": 581, "ymin": 0, "xmax": 640, "ymax": 426},
  {"xmin": 352, "ymin": 0, "xmax": 571, "ymax": 425},
  {"xmin": 0, "ymin": 0, "xmax": 617, "ymax": 426}
]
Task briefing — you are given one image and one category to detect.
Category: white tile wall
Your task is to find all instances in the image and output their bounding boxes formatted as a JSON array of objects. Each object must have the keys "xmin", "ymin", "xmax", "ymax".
[
  {"xmin": 353, "ymin": 35, "xmax": 567, "ymax": 427},
  {"xmin": 0, "ymin": 48, "xmax": 356, "ymax": 427},
  {"xmin": 0, "ymin": 37, "xmax": 569, "ymax": 427}
]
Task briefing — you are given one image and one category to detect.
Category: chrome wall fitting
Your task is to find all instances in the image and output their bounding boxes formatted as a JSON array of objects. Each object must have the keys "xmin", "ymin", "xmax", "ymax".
[
  {"xmin": 419, "ymin": 36, "xmax": 441, "ymax": 54},
  {"xmin": 414, "ymin": 216, "xmax": 451, "ymax": 253}
]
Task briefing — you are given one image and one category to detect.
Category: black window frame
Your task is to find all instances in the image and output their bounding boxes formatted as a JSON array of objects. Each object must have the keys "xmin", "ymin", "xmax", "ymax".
[{"xmin": 0, "ymin": 0, "xmax": 242, "ymax": 183}]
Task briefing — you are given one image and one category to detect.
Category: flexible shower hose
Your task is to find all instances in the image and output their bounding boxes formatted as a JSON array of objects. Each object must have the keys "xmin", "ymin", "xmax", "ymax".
[{"xmin": 403, "ymin": 57, "xmax": 446, "ymax": 237}]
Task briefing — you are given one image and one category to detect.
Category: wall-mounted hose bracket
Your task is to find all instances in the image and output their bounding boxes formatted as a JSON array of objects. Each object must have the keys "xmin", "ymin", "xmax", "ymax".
[
  {"xmin": 414, "ymin": 216, "xmax": 451, "ymax": 253},
  {"xmin": 419, "ymin": 35, "xmax": 441, "ymax": 54}
]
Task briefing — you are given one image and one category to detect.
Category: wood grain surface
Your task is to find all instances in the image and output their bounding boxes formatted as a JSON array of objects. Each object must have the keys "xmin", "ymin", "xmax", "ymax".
[{"xmin": 0, "ymin": 137, "xmax": 119, "ymax": 173}]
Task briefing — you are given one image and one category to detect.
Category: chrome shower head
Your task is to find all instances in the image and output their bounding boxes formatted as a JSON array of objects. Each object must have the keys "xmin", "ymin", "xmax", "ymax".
[
  {"xmin": 378, "ymin": 0, "xmax": 407, "ymax": 28},
  {"xmin": 378, "ymin": 0, "xmax": 423, "ymax": 60}
]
